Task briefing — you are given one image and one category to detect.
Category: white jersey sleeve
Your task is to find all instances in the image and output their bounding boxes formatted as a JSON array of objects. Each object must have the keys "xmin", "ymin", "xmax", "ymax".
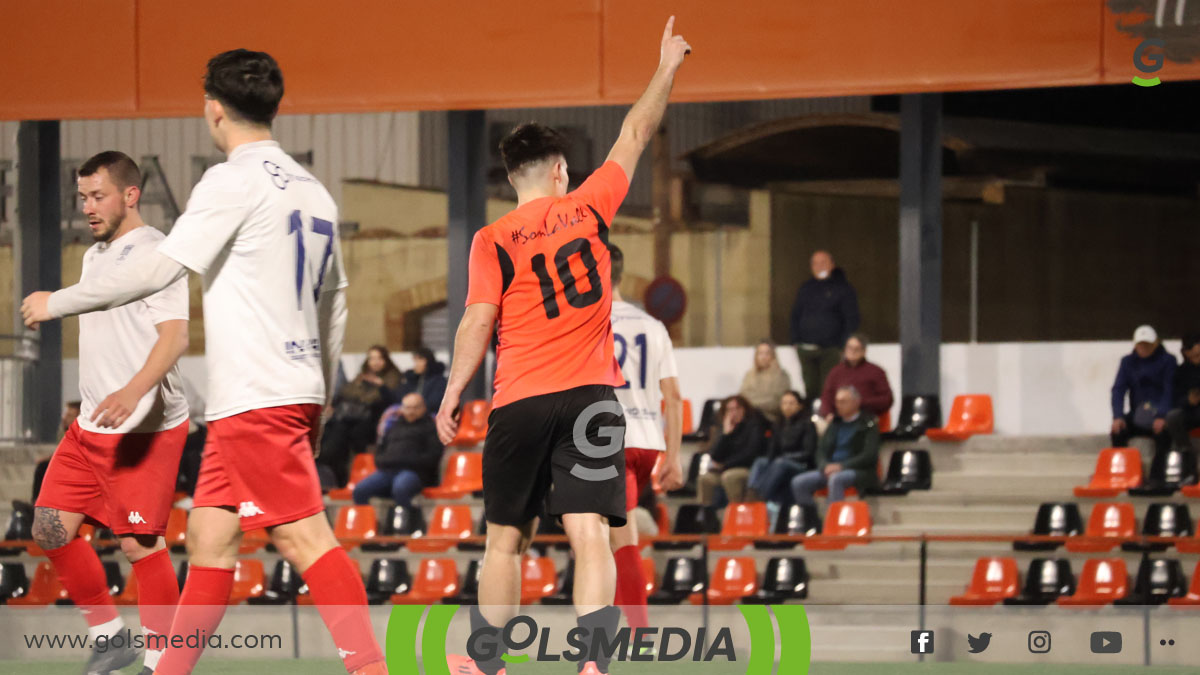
[{"xmin": 158, "ymin": 164, "xmax": 250, "ymax": 275}]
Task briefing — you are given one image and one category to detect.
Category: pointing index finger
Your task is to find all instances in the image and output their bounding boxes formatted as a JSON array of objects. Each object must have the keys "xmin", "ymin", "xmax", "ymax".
[{"xmin": 663, "ymin": 15, "xmax": 675, "ymax": 40}]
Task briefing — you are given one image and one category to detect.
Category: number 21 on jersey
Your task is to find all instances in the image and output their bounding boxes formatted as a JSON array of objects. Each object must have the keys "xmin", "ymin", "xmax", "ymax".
[
  {"xmin": 614, "ymin": 332, "xmax": 647, "ymax": 390},
  {"xmin": 288, "ymin": 210, "xmax": 335, "ymax": 310}
]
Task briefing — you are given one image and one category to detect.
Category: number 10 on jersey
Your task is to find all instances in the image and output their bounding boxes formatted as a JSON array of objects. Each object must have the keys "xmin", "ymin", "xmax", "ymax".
[{"xmin": 289, "ymin": 210, "xmax": 335, "ymax": 309}]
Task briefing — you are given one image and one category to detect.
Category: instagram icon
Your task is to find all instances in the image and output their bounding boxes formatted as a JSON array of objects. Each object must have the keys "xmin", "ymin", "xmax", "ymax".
[{"xmin": 1028, "ymin": 631, "xmax": 1052, "ymax": 654}]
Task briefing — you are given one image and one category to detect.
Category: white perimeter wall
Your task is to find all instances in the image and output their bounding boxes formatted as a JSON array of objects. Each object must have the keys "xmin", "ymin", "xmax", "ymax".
[{"xmin": 61, "ymin": 340, "xmax": 1172, "ymax": 437}]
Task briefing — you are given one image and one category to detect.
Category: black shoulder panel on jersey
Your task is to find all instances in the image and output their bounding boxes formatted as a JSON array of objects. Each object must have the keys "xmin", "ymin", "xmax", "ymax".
[
  {"xmin": 587, "ymin": 204, "xmax": 610, "ymax": 245},
  {"xmin": 495, "ymin": 242, "xmax": 516, "ymax": 295}
]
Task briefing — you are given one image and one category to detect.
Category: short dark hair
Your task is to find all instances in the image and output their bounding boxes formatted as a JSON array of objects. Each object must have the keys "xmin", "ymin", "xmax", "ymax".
[
  {"xmin": 608, "ymin": 243, "xmax": 624, "ymax": 284},
  {"xmin": 204, "ymin": 49, "xmax": 284, "ymax": 127},
  {"xmin": 846, "ymin": 332, "xmax": 869, "ymax": 349},
  {"xmin": 499, "ymin": 122, "xmax": 569, "ymax": 175},
  {"xmin": 1184, "ymin": 332, "xmax": 1200, "ymax": 352},
  {"xmin": 78, "ymin": 151, "xmax": 141, "ymax": 190}
]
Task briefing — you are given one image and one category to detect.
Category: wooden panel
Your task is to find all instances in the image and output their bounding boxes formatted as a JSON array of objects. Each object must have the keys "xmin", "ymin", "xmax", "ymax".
[
  {"xmin": 603, "ymin": 0, "xmax": 1103, "ymax": 102},
  {"xmin": 0, "ymin": 1, "xmax": 138, "ymax": 119},
  {"xmin": 1101, "ymin": 1, "xmax": 1200, "ymax": 84},
  {"xmin": 135, "ymin": 0, "xmax": 603, "ymax": 116}
]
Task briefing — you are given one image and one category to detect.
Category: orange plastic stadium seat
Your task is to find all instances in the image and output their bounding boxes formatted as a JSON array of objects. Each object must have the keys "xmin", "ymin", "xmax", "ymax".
[
  {"xmin": 1167, "ymin": 561, "xmax": 1200, "ymax": 607},
  {"xmin": 228, "ymin": 559, "xmax": 266, "ymax": 605},
  {"xmin": 1179, "ymin": 529, "xmax": 1200, "ymax": 554},
  {"xmin": 1074, "ymin": 448, "xmax": 1143, "ymax": 497},
  {"xmin": 329, "ymin": 453, "xmax": 376, "ymax": 501},
  {"xmin": 76, "ymin": 524, "xmax": 95, "ymax": 544},
  {"xmin": 8, "ymin": 562, "xmax": 67, "ymax": 606},
  {"xmin": 334, "ymin": 505, "xmax": 379, "ymax": 551},
  {"xmin": 450, "ymin": 400, "xmax": 490, "ymax": 447},
  {"xmin": 239, "ymin": 528, "xmax": 269, "ymax": 554},
  {"xmin": 643, "ymin": 556, "xmax": 658, "ymax": 595},
  {"xmin": 165, "ymin": 508, "xmax": 188, "ymax": 552},
  {"xmin": 805, "ymin": 501, "xmax": 872, "ymax": 551},
  {"xmin": 520, "ymin": 556, "xmax": 558, "ymax": 604},
  {"xmin": 408, "ymin": 505, "xmax": 473, "ymax": 553},
  {"xmin": 422, "ymin": 452, "xmax": 483, "ymax": 499},
  {"xmin": 1057, "ymin": 558, "xmax": 1129, "ymax": 607},
  {"xmin": 1065, "ymin": 502, "xmax": 1137, "ymax": 553},
  {"xmin": 711, "ymin": 502, "xmax": 769, "ymax": 551},
  {"xmin": 654, "ymin": 503, "xmax": 671, "ymax": 536},
  {"xmin": 689, "ymin": 557, "xmax": 757, "ymax": 606},
  {"xmin": 114, "ymin": 572, "xmax": 138, "ymax": 606},
  {"xmin": 879, "ymin": 410, "xmax": 893, "ymax": 434},
  {"xmin": 391, "ymin": 558, "xmax": 460, "ymax": 604},
  {"xmin": 949, "ymin": 557, "xmax": 1020, "ymax": 605},
  {"xmin": 925, "ymin": 395, "xmax": 994, "ymax": 441},
  {"xmin": 1182, "ymin": 477, "xmax": 1200, "ymax": 498}
]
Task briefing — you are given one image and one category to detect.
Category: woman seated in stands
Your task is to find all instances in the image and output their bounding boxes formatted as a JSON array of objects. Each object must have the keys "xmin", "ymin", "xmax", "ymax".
[
  {"xmin": 318, "ymin": 344, "xmax": 403, "ymax": 488},
  {"xmin": 739, "ymin": 340, "xmax": 793, "ymax": 424},
  {"xmin": 397, "ymin": 346, "xmax": 448, "ymax": 413},
  {"xmin": 697, "ymin": 395, "xmax": 769, "ymax": 506},
  {"xmin": 747, "ymin": 390, "xmax": 818, "ymax": 508}
]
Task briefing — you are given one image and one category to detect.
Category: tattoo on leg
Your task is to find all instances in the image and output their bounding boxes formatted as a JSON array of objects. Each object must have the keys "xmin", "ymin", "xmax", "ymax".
[{"xmin": 33, "ymin": 507, "xmax": 70, "ymax": 550}]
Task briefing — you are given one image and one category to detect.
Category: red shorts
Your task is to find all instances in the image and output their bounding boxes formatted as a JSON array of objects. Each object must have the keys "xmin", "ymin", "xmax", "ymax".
[
  {"xmin": 193, "ymin": 404, "xmax": 324, "ymax": 531},
  {"xmin": 624, "ymin": 447, "xmax": 661, "ymax": 512},
  {"xmin": 36, "ymin": 420, "xmax": 188, "ymax": 536}
]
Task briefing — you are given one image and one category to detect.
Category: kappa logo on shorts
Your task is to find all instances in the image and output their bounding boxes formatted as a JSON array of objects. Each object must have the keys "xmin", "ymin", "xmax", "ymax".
[
  {"xmin": 238, "ymin": 501, "xmax": 265, "ymax": 518},
  {"xmin": 127, "ymin": 511, "xmax": 147, "ymax": 524}
]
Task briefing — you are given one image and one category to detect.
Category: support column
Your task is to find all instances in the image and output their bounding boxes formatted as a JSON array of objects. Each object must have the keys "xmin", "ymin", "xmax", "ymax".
[
  {"xmin": 898, "ymin": 94, "xmax": 943, "ymax": 398},
  {"xmin": 16, "ymin": 121, "xmax": 62, "ymax": 442},
  {"xmin": 446, "ymin": 110, "xmax": 488, "ymax": 401}
]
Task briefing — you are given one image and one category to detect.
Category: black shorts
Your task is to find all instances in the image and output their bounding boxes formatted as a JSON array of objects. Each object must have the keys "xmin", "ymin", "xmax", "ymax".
[{"xmin": 482, "ymin": 384, "xmax": 626, "ymax": 528}]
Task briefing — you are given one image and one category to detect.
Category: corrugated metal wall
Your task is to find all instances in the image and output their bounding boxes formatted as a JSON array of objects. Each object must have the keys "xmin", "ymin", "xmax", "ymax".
[
  {"xmin": 0, "ymin": 112, "xmax": 419, "ymax": 231},
  {"xmin": 418, "ymin": 96, "xmax": 873, "ymax": 210}
]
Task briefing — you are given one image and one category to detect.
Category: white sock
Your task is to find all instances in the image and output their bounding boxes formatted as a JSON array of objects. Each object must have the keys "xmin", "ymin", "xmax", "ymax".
[
  {"xmin": 144, "ymin": 648, "xmax": 164, "ymax": 670},
  {"xmin": 88, "ymin": 616, "xmax": 125, "ymax": 642}
]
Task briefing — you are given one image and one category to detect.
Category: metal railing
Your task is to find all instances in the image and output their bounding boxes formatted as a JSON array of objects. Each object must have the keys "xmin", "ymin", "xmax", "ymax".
[{"xmin": 0, "ymin": 333, "xmax": 38, "ymax": 444}]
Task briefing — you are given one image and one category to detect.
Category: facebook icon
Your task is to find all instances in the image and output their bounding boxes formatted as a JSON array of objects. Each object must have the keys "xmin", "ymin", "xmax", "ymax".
[{"xmin": 911, "ymin": 630, "xmax": 935, "ymax": 654}]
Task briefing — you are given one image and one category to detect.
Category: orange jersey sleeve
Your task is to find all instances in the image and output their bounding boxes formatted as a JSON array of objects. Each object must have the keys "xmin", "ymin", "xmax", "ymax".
[
  {"xmin": 568, "ymin": 161, "xmax": 629, "ymax": 226},
  {"xmin": 466, "ymin": 228, "xmax": 504, "ymax": 306}
]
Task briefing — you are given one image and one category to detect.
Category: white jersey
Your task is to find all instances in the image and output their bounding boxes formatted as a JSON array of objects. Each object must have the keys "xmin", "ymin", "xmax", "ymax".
[
  {"xmin": 157, "ymin": 141, "xmax": 347, "ymax": 421},
  {"xmin": 77, "ymin": 226, "xmax": 189, "ymax": 435},
  {"xmin": 611, "ymin": 300, "xmax": 679, "ymax": 451}
]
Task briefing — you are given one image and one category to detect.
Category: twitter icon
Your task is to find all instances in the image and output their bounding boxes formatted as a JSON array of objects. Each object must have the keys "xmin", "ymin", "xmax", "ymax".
[{"xmin": 967, "ymin": 633, "xmax": 992, "ymax": 654}]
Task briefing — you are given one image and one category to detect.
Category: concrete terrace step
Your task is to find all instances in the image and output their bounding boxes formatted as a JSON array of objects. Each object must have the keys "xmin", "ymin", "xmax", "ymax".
[
  {"xmin": 804, "ymin": 579, "xmax": 962, "ymax": 605},
  {"xmin": 930, "ymin": 472, "xmax": 1080, "ymax": 495},
  {"xmin": 873, "ymin": 504, "xmax": 1035, "ymax": 529}
]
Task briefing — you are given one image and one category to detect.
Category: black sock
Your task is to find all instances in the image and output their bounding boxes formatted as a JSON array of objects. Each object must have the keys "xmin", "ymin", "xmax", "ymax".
[
  {"xmin": 576, "ymin": 605, "xmax": 622, "ymax": 673},
  {"xmin": 469, "ymin": 604, "xmax": 508, "ymax": 675}
]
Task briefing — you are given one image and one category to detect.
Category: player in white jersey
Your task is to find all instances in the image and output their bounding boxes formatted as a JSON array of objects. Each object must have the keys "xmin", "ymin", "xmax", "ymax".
[
  {"xmin": 30, "ymin": 151, "xmax": 189, "ymax": 675},
  {"xmin": 23, "ymin": 50, "xmax": 386, "ymax": 675},
  {"xmin": 605, "ymin": 244, "xmax": 684, "ymax": 639}
]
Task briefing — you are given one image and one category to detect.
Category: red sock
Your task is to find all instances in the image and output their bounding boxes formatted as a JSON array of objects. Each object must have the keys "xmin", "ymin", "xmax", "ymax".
[
  {"xmin": 154, "ymin": 565, "xmax": 233, "ymax": 675},
  {"xmin": 45, "ymin": 537, "xmax": 121, "ymax": 629},
  {"xmin": 613, "ymin": 545, "xmax": 649, "ymax": 631},
  {"xmin": 301, "ymin": 547, "xmax": 384, "ymax": 673},
  {"xmin": 132, "ymin": 549, "xmax": 180, "ymax": 666}
]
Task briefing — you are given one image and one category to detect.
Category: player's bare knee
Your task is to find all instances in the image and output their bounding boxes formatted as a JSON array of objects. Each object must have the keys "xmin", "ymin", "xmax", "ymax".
[
  {"xmin": 563, "ymin": 513, "xmax": 609, "ymax": 554},
  {"xmin": 32, "ymin": 507, "xmax": 75, "ymax": 551},
  {"xmin": 120, "ymin": 533, "xmax": 164, "ymax": 561}
]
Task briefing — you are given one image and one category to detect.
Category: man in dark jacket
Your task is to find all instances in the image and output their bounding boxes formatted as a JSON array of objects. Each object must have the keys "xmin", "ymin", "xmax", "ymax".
[
  {"xmin": 697, "ymin": 395, "xmax": 768, "ymax": 506},
  {"xmin": 1167, "ymin": 332, "xmax": 1200, "ymax": 450},
  {"xmin": 790, "ymin": 250, "xmax": 860, "ymax": 409},
  {"xmin": 352, "ymin": 393, "xmax": 444, "ymax": 507},
  {"xmin": 790, "ymin": 386, "xmax": 880, "ymax": 511},
  {"xmin": 1111, "ymin": 325, "xmax": 1176, "ymax": 453},
  {"xmin": 820, "ymin": 333, "xmax": 893, "ymax": 421}
]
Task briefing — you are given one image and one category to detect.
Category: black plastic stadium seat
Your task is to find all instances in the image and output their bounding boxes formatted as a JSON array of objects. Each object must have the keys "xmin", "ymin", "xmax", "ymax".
[
  {"xmin": 1013, "ymin": 502, "xmax": 1083, "ymax": 552},
  {"xmin": 365, "ymin": 559, "xmax": 410, "ymax": 605},
  {"xmin": 92, "ymin": 528, "xmax": 121, "ymax": 555},
  {"xmin": 176, "ymin": 561, "xmax": 189, "ymax": 590},
  {"xmin": 103, "ymin": 561, "xmax": 124, "ymax": 596},
  {"xmin": 1124, "ymin": 503, "xmax": 1193, "ymax": 553},
  {"xmin": 444, "ymin": 560, "xmax": 481, "ymax": 605},
  {"xmin": 669, "ymin": 454, "xmax": 705, "ymax": 498},
  {"xmin": 362, "ymin": 505, "xmax": 426, "ymax": 552},
  {"xmin": 877, "ymin": 449, "xmax": 933, "ymax": 495},
  {"xmin": 648, "ymin": 557, "xmax": 706, "ymax": 605},
  {"xmin": 882, "ymin": 395, "xmax": 942, "ymax": 441},
  {"xmin": 755, "ymin": 504, "xmax": 821, "ymax": 550},
  {"xmin": 682, "ymin": 399, "xmax": 722, "ymax": 444},
  {"xmin": 458, "ymin": 520, "xmax": 488, "ymax": 553},
  {"xmin": 1, "ymin": 502, "xmax": 34, "ymax": 556},
  {"xmin": 1114, "ymin": 558, "xmax": 1188, "ymax": 606},
  {"xmin": 653, "ymin": 505, "xmax": 720, "ymax": 551},
  {"xmin": 0, "ymin": 562, "xmax": 30, "ymax": 602},
  {"xmin": 541, "ymin": 558, "xmax": 575, "ymax": 606},
  {"xmin": 1129, "ymin": 448, "xmax": 1199, "ymax": 497},
  {"xmin": 247, "ymin": 560, "xmax": 303, "ymax": 605},
  {"xmin": 1003, "ymin": 558, "xmax": 1075, "ymax": 605},
  {"xmin": 742, "ymin": 557, "xmax": 808, "ymax": 604}
]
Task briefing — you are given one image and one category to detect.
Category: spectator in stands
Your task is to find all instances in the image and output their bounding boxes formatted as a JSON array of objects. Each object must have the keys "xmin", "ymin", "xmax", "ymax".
[
  {"xmin": 398, "ymin": 346, "xmax": 448, "ymax": 413},
  {"xmin": 790, "ymin": 385, "xmax": 881, "ymax": 509},
  {"xmin": 820, "ymin": 333, "xmax": 893, "ymax": 421},
  {"xmin": 1111, "ymin": 325, "xmax": 1175, "ymax": 453},
  {"xmin": 1167, "ymin": 331, "xmax": 1200, "ymax": 449},
  {"xmin": 31, "ymin": 401, "xmax": 81, "ymax": 502},
  {"xmin": 739, "ymin": 340, "xmax": 792, "ymax": 423},
  {"xmin": 790, "ymin": 250, "xmax": 860, "ymax": 409},
  {"xmin": 352, "ymin": 393, "xmax": 444, "ymax": 507},
  {"xmin": 319, "ymin": 345, "xmax": 403, "ymax": 487},
  {"xmin": 697, "ymin": 395, "xmax": 768, "ymax": 506},
  {"xmin": 747, "ymin": 391, "xmax": 818, "ymax": 505}
]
